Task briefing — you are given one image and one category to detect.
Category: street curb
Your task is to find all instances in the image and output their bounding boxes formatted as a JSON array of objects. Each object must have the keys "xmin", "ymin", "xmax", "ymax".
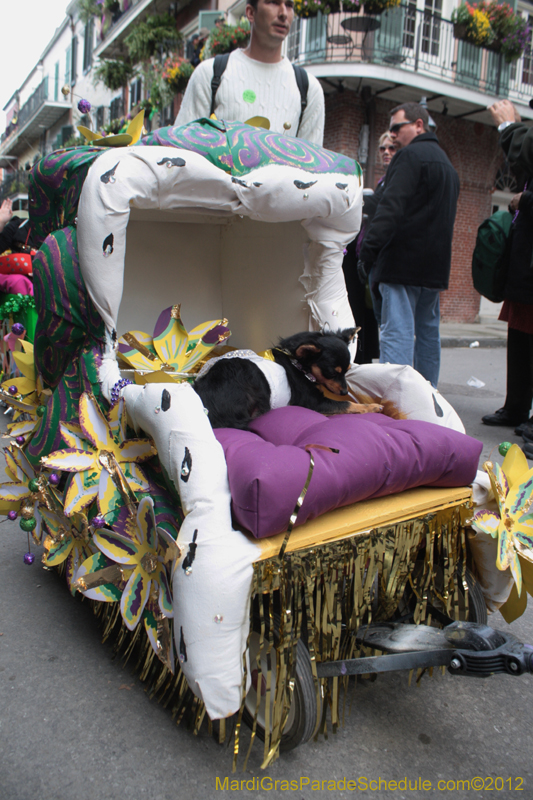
[{"xmin": 441, "ymin": 338, "xmax": 506, "ymax": 348}]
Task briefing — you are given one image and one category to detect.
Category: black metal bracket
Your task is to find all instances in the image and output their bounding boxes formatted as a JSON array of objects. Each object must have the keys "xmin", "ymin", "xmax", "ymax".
[{"xmin": 316, "ymin": 622, "xmax": 533, "ymax": 680}]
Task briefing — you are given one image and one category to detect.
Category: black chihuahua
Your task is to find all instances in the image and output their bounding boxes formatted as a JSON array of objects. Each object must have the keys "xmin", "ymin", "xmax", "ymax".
[{"xmin": 193, "ymin": 329, "xmax": 382, "ymax": 430}]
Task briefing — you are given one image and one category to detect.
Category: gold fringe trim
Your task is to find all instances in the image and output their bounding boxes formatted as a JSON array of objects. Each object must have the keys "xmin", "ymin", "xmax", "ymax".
[{"xmin": 61, "ymin": 502, "xmax": 469, "ymax": 769}]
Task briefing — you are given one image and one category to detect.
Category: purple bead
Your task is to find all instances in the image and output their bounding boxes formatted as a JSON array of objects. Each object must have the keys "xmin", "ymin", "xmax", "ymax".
[
  {"xmin": 8, "ymin": 385, "xmax": 17, "ymax": 396},
  {"xmin": 91, "ymin": 515, "xmax": 106, "ymax": 529},
  {"xmin": 23, "ymin": 552, "xmax": 35, "ymax": 565},
  {"xmin": 48, "ymin": 473, "xmax": 60, "ymax": 486},
  {"xmin": 15, "ymin": 436, "xmax": 25, "ymax": 445},
  {"xmin": 12, "ymin": 323, "xmax": 25, "ymax": 336},
  {"xmin": 7, "ymin": 510, "xmax": 17, "ymax": 521},
  {"xmin": 77, "ymin": 98, "xmax": 92, "ymax": 114}
]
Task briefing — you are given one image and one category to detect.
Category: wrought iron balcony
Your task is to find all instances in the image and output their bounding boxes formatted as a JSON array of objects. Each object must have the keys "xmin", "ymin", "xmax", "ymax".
[
  {"xmin": 288, "ymin": 5, "xmax": 533, "ymax": 104},
  {"xmin": 0, "ymin": 170, "xmax": 31, "ymax": 205}
]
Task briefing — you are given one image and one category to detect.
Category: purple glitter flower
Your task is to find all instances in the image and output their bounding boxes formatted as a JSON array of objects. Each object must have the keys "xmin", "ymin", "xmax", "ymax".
[
  {"xmin": 78, "ymin": 98, "xmax": 92, "ymax": 114},
  {"xmin": 24, "ymin": 552, "xmax": 35, "ymax": 565},
  {"xmin": 8, "ymin": 510, "xmax": 17, "ymax": 521},
  {"xmin": 12, "ymin": 323, "xmax": 24, "ymax": 336}
]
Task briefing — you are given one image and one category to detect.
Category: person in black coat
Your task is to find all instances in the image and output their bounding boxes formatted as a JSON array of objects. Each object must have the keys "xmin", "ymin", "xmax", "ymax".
[
  {"xmin": 342, "ymin": 131, "xmax": 395, "ymax": 363},
  {"xmin": 481, "ymin": 99, "xmax": 533, "ymax": 438},
  {"xmin": 358, "ymin": 102, "xmax": 460, "ymax": 387}
]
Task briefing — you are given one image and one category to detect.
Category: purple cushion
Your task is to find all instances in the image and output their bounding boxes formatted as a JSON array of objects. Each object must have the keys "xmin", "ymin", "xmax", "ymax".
[{"xmin": 214, "ymin": 407, "xmax": 482, "ymax": 539}]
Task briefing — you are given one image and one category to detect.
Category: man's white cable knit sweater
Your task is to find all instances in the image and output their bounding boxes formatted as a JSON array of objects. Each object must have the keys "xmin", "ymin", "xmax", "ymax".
[{"xmin": 175, "ymin": 49, "xmax": 325, "ymax": 146}]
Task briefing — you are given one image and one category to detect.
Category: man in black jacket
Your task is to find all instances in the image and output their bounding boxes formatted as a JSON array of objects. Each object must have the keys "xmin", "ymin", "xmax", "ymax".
[
  {"xmin": 481, "ymin": 99, "xmax": 533, "ymax": 438},
  {"xmin": 358, "ymin": 102, "xmax": 459, "ymax": 387}
]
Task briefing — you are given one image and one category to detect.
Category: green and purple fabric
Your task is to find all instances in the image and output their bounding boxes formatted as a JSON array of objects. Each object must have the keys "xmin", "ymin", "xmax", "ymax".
[
  {"xmin": 141, "ymin": 118, "xmax": 361, "ymax": 179},
  {"xmin": 29, "ymin": 147, "xmax": 103, "ymax": 248}
]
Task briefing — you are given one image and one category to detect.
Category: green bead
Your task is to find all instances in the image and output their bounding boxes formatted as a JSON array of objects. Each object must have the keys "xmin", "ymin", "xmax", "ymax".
[
  {"xmin": 20, "ymin": 516, "xmax": 37, "ymax": 532},
  {"xmin": 28, "ymin": 478, "xmax": 40, "ymax": 492},
  {"xmin": 499, "ymin": 442, "xmax": 512, "ymax": 456},
  {"xmin": 36, "ymin": 405, "xmax": 46, "ymax": 418}
]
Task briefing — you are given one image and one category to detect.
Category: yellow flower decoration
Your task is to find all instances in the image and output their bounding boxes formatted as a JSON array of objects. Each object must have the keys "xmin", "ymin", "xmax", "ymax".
[
  {"xmin": 41, "ymin": 508, "xmax": 95, "ymax": 593},
  {"xmin": 77, "ymin": 110, "xmax": 145, "ymax": 148},
  {"xmin": 40, "ymin": 393, "xmax": 156, "ymax": 517},
  {"xmin": 117, "ymin": 305, "xmax": 231, "ymax": 384},
  {"xmin": 1, "ymin": 341, "xmax": 51, "ymax": 442},
  {"xmin": 474, "ymin": 444, "xmax": 533, "ymax": 601}
]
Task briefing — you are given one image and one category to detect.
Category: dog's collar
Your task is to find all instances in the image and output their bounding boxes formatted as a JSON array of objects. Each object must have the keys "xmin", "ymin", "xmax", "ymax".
[{"xmin": 274, "ymin": 347, "xmax": 317, "ymax": 383}]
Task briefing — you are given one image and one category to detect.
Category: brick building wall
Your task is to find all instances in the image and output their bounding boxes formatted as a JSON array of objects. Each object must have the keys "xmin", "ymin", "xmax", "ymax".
[{"xmin": 323, "ymin": 90, "xmax": 503, "ymax": 323}]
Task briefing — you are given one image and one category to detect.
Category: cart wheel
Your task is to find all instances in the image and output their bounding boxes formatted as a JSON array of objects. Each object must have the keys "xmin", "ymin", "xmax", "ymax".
[
  {"xmin": 398, "ymin": 564, "xmax": 487, "ymax": 626},
  {"xmin": 461, "ymin": 567, "xmax": 488, "ymax": 624},
  {"xmin": 243, "ymin": 620, "xmax": 320, "ymax": 752}
]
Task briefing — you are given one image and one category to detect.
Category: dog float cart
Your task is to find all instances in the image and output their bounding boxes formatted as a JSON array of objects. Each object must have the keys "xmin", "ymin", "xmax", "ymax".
[{"xmin": 2, "ymin": 118, "xmax": 532, "ymax": 770}]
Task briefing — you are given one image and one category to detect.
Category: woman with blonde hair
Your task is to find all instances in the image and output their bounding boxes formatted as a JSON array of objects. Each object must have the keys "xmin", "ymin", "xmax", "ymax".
[{"xmin": 342, "ymin": 131, "xmax": 396, "ymax": 363}]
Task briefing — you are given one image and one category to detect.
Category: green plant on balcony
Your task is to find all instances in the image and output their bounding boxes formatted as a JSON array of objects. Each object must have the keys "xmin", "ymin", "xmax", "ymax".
[
  {"xmin": 452, "ymin": 3, "xmax": 494, "ymax": 46},
  {"xmin": 293, "ymin": 0, "xmax": 398, "ymax": 17},
  {"xmin": 76, "ymin": 0, "xmax": 104, "ymax": 25},
  {"xmin": 94, "ymin": 59, "xmax": 134, "ymax": 91},
  {"xmin": 202, "ymin": 21, "xmax": 251, "ymax": 57},
  {"xmin": 124, "ymin": 14, "xmax": 182, "ymax": 63},
  {"xmin": 452, "ymin": 2, "xmax": 530, "ymax": 61},
  {"xmin": 363, "ymin": 0, "xmax": 401, "ymax": 14},
  {"xmin": 484, "ymin": 1, "xmax": 530, "ymax": 61},
  {"xmin": 161, "ymin": 56, "xmax": 195, "ymax": 94}
]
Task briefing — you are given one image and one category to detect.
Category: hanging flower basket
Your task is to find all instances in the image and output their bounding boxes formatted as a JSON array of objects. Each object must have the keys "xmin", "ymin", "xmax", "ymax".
[
  {"xmin": 202, "ymin": 21, "xmax": 251, "ymax": 57},
  {"xmin": 363, "ymin": 0, "xmax": 400, "ymax": 15},
  {"xmin": 162, "ymin": 56, "xmax": 195, "ymax": 94},
  {"xmin": 452, "ymin": 2, "xmax": 530, "ymax": 62},
  {"xmin": 294, "ymin": 0, "xmax": 362, "ymax": 19}
]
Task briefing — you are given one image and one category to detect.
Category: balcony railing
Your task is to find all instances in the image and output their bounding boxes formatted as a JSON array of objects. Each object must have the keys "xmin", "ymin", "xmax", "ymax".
[
  {"xmin": 0, "ymin": 171, "xmax": 31, "ymax": 204},
  {"xmin": 288, "ymin": 6, "xmax": 533, "ymax": 103},
  {"xmin": 18, "ymin": 78, "xmax": 50, "ymax": 130}
]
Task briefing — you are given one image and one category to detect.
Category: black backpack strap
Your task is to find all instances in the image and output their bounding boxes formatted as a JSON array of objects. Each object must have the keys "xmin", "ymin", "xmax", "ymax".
[
  {"xmin": 210, "ymin": 53, "xmax": 230, "ymax": 117},
  {"xmin": 292, "ymin": 65, "xmax": 309, "ymax": 135}
]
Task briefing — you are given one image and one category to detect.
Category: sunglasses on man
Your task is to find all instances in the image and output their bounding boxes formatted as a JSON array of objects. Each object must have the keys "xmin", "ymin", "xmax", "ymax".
[
  {"xmin": 389, "ymin": 120, "xmax": 415, "ymax": 134},
  {"xmin": 379, "ymin": 145, "xmax": 395, "ymax": 152}
]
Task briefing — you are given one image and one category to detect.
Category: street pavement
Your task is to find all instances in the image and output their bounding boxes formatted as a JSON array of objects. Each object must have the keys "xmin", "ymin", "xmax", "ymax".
[{"xmin": 1, "ymin": 340, "xmax": 532, "ymax": 800}]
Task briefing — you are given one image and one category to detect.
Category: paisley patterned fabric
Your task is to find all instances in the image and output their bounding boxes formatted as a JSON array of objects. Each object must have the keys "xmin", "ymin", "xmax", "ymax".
[
  {"xmin": 32, "ymin": 226, "xmax": 106, "ymax": 389},
  {"xmin": 140, "ymin": 118, "xmax": 361, "ymax": 179},
  {"xmin": 27, "ymin": 226, "xmax": 107, "ymax": 465},
  {"xmin": 29, "ymin": 147, "xmax": 103, "ymax": 247}
]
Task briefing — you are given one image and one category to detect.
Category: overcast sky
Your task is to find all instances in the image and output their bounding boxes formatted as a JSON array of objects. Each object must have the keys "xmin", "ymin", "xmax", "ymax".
[{"xmin": 1, "ymin": 0, "xmax": 71, "ymax": 129}]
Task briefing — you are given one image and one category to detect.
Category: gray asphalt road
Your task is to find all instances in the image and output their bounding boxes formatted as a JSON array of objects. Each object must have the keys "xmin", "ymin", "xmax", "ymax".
[{"xmin": 2, "ymin": 346, "xmax": 532, "ymax": 800}]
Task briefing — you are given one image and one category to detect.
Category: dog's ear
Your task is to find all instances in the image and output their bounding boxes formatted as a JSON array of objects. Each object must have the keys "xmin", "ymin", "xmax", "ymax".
[
  {"xmin": 336, "ymin": 328, "xmax": 357, "ymax": 344},
  {"xmin": 295, "ymin": 343, "xmax": 321, "ymax": 359}
]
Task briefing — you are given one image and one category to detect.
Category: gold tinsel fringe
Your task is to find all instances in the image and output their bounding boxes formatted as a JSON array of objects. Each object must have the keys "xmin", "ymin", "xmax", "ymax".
[{"xmin": 68, "ymin": 502, "xmax": 469, "ymax": 769}]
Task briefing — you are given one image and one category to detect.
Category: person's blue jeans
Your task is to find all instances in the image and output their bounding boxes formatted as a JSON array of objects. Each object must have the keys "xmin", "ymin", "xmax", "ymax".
[{"xmin": 378, "ymin": 283, "xmax": 441, "ymax": 387}]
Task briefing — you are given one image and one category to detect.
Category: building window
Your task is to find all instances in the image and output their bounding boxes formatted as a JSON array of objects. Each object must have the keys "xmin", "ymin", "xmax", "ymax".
[
  {"xmin": 96, "ymin": 106, "xmax": 106, "ymax": 130},
  {"xmin": 522, "ymin": 15, "xmax": 533, "ymax": 85},
  {"xmin": 421, "ymin": 0, "xmax": 442, "ymax": 57},
  {"xmin": 71, "ymin": 36, "xmax": 78, "ymax": 85},
  {"xmin": 287, "ymin": 17, "xmax": 301, "ymax": 61},
  {"xmin": 130, "ymin": 77, "xmax": 142, "ymax": 109},
  {"xmin": 54, "ymin": 62, "xmax": 59, "ymax": 101},
  {"xmin": 110, "ymin": 96, "xmax": 124, "ymax": 122},
  {"xmin": 83, "ymin": 19, "xmax": 94, "ymax": 72},
  {"xmin": 65, "ymin": 44, "xmax": 71, "ymax": 87},
  {"xmin": 494, "ymin": 160, "xmax": 519, "ymax": 194},
  {"xmin": 403, "ymin": 2, "xmax": 417, "ymax": 50}
]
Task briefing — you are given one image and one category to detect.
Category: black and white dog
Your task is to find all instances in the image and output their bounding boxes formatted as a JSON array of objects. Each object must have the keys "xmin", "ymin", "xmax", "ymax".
[{"xmin": 193, "ymin": 329, "xmax": 382, "ymax": 430}]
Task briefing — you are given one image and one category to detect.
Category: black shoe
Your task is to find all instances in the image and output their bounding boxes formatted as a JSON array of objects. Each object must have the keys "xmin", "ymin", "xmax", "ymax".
[
  {"xmin": 522, "ymin": 425, "xmax": 533, "ymax": 443},
  {"xmin": 482, "ymin": 408, "xmax": 528, "ymax": 427},
  {"xmin": 522, "ymin": 442, "xmax": 533, "ymax": 460},
  {"xmin": 515, "ymin": 420, "xmax": 533, "ymax": 436}
]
